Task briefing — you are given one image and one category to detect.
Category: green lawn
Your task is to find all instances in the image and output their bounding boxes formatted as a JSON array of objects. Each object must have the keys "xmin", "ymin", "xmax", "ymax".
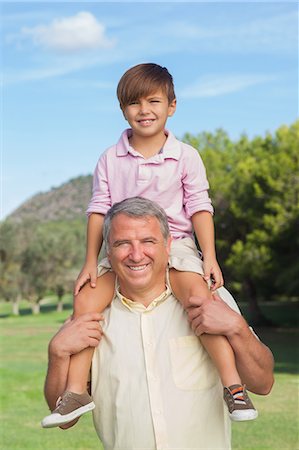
[{"xmin": 0, "ymin": 300, "xmax": 298, "ymax": 450}]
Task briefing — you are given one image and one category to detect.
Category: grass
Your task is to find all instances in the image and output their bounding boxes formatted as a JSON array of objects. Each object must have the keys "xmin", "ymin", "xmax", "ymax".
[{"xmin": 0, "ymin": 299, "xmax": 298, "ymax": 450}]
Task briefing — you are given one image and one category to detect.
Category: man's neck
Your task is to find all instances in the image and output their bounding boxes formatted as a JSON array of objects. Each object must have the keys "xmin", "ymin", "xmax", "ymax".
[{"xmin": 118, "ymin": 282, "xmax": 167, "ymax": 307}]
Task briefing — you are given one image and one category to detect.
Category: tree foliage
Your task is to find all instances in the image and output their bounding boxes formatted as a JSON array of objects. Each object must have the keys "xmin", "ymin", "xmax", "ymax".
[
  {"xmin": 0, "ymin": 219, "xmax": 86, "ymax": 314},
  {"xmin": 183, "ymin": 121, "xmax": 299, "ymax": 322}
]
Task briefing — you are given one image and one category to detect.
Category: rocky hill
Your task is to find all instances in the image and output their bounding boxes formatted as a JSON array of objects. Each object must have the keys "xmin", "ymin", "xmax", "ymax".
[{"xmin": 7, "ymin": 175, "xmax": 93, "ymax": 224}]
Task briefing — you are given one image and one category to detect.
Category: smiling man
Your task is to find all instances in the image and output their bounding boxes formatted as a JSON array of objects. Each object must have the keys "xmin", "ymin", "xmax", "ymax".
[{"xmin": 44, "ymin": 197, "xmax": 274, "ymax": 450}]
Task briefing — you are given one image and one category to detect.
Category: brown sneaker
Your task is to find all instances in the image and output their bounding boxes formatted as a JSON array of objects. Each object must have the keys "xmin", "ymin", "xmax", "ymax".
[
  {"xmin": 41, "ymin": 391, "xmax": 95, "ymax": 428},
  {"xmin": 223, "ymin": 384, "xmax": 258, "ymax": 421}
]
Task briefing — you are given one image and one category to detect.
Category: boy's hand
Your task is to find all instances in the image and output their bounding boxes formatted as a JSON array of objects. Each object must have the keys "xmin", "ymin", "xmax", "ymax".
[
  {"xmin": 203, "ymin": 257, "xmax": 224, "ymax": 291},
  {"xmin": 74, "ymin": 264, "xmax": 98, "ymax": 295}
]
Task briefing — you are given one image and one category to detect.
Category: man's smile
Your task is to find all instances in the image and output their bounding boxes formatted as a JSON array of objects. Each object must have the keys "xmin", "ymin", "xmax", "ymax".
[{"xmin": 127, "ymin": 264, "xmax": 150, "ymax": 271}]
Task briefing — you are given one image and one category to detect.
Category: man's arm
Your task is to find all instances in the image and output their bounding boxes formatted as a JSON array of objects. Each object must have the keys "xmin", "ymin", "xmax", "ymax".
[
  {"xmin": 187, "ymin": 294, "xmax": 274, "ymax": 395},
  {"xmin": 44, "ymin": 313, "xmax": 103, "ymax": 412}
]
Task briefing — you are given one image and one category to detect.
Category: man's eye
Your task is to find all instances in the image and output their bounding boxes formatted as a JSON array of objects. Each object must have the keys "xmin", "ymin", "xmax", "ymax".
[{"xmin": 114, "ymin": 242, "xmax": 129, "ymax": 247}]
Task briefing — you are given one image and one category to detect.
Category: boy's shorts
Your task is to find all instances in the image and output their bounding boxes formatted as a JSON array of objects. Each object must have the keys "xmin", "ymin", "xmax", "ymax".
[{"xmin": 97, "ymin": 237, "xmax": 240, "ymax": 313}]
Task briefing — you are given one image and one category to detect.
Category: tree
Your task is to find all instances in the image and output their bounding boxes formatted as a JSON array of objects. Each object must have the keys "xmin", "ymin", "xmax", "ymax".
[
  {"xmin": 183, "ymin": 121, "xmax": 299, "ymax": 324},
  {"xmin": 0, "ymin": 221, "xmax": 24, "ymax": 315},
  {"xmin": 20, "ymin": 220, "xmax": 86, "ymax": 313}
]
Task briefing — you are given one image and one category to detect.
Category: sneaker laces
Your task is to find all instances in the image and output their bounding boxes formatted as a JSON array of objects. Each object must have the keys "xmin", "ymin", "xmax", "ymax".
[
  {"xmin": 231, "ymin": 386, "xmax": 246, "ymax": 405},
  {"xmin": 55, "ymin": 396, "xmax": 62, "ymax": 408}
]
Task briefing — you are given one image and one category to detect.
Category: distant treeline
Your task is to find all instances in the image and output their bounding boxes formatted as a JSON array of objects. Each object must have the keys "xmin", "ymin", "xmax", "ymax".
[{"xmin": 1, "ymin": 121, "xmax": 298, "ymax": 321}]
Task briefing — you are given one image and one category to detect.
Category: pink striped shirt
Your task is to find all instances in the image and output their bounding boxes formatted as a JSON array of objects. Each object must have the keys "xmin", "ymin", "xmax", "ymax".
[{"xmin": 87, "ymin": 129, "xmax": 213, "ymax": 239}]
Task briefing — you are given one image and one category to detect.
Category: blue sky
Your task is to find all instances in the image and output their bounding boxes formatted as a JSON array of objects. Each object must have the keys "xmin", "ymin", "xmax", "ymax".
[{"xmin": 1, "ymin": 1, "xmax": 298, "ymax": 219}]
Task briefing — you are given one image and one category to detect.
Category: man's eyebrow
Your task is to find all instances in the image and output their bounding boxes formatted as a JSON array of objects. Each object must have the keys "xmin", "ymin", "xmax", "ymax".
[
  {"xmin": 112, "ymin": 239, "xmax": 130, "ymax": 247},
  {"xmin": 141, "ymin": 236, "xmax": 159, "ymax": 242}
]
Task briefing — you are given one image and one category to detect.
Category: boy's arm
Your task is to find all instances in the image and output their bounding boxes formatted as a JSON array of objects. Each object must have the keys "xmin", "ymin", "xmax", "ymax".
[
  {"xmin": 191, "ymin": 211, "xmax": 223, "ymax": 289},
  {"xmin": 74, "ymin": 213, "xmax": 105, "ymax": 295}
]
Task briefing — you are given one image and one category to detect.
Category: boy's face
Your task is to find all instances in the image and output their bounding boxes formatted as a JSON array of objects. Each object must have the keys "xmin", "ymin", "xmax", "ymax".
[{"xmin": 122, "ymin": 89, "xmax": 176, "ymax": 140}]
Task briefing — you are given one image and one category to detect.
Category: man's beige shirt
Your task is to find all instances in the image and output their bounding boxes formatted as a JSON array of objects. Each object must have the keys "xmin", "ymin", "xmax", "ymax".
[{"xmin": 91, "ymin": 282, "xmax": 237, "ymax": 450}]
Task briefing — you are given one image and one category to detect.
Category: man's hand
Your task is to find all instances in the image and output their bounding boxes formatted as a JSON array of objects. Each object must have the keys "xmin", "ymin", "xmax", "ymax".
[
  {"xmin": 187, "ymin": 293, "xmax": 243, "ymax": 337},
  {"xmin": 202, "ymin": 257, "xmax": 224, "ymax": 291},
  {"xmin": 74, "ymin": 264, "xmax": 98, "ymax": 295},
  {"xmin": 49, "ymin": 312, "xmax": 104, "ymax": 358}
]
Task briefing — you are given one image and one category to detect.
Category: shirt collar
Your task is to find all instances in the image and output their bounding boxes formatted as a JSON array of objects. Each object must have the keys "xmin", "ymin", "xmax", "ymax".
[
  {"xmin": 116, "ymin": 283, "xmax": 171, "ymax": 313},
  {"xmin": 116, "ymin": 129, "xmax": 181, "ymax": 161}
]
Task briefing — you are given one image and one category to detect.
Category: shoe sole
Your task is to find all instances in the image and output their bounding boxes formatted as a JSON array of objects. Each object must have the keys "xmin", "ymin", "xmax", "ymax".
[
  {"xmin": 41, "ymin": 401, "xmax": 95, "ymax": 428},
  {"xmin": 229, "ymin": 410, "xmax": 258, "ymax": 422}
]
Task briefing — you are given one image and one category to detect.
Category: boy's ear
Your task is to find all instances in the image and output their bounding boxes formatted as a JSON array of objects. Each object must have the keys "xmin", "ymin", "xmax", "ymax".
[
  {"xmin": 168, "ymin": 98, "xmax": 177, "ymax": 117},
  {"xmin": 120, "ymin": 104, "xmax": 127, "ymax": 121}
]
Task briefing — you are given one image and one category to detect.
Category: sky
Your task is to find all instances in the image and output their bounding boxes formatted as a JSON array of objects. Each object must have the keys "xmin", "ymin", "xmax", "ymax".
[{"xmin": 1, "ymin": 1, "xmax": 298, "ymax": 219}]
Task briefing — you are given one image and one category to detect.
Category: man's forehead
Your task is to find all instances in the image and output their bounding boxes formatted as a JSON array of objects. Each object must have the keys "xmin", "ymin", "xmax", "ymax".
[{"xmin": 109, "ymin": 214, "xmax": 161, "ymax": 238}]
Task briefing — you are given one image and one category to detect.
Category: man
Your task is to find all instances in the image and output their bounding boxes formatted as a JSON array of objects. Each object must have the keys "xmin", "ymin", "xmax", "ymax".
[{"xmin": 44, "ymin": 197, "xmax": 274, "ymax": 450}]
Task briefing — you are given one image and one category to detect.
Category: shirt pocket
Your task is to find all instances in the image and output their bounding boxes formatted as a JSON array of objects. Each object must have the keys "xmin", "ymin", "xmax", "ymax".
[{"xmin": 169, "ymin": 335, "xmax": 219, "ymax": 390}]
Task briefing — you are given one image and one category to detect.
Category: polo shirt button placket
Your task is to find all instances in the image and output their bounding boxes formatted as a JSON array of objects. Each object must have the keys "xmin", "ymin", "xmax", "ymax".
[{"xmin": 141, "ymin": 313, "xmax": 169, "ymax": 450}]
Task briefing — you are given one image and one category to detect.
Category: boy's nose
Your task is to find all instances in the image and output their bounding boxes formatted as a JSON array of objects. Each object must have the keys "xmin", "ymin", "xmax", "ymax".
[{"xmin": 139, "ymin": 101, "xmax": 150, "ymax": 114}]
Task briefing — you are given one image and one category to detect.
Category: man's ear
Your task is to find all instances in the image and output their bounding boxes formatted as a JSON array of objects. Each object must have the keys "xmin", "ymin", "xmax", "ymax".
[{"xmin": 166, "ymin": 236, "xmax": 172, "ymax": 255}]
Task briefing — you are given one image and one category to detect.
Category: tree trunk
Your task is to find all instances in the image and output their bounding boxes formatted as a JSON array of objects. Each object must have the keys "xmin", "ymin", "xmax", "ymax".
[
  {"xmin": 56, "ymin": 299, "xmax": 63, "ymax": 313},
  {"xmin": 32, "ymin": 302, "xmax": 40, "ymax": 315},
  {"xmin": 12, "ymin": 298, "xmax": 20, "ymax": 316},
  {"xmin": 245, "ymin": 277, "xmax": 273, "ymax": 326}
]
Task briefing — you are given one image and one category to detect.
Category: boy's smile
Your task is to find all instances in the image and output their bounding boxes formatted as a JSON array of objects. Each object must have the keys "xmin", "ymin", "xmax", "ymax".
[{"xmin": 123, "ymin": 89, "xmax": 176, "ymax": 155}]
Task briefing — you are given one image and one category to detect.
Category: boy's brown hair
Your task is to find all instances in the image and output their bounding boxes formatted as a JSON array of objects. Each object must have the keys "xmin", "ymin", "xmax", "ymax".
[{"xmin": 117, "ymin": 63, "xmax": 176, "ymax": 110}]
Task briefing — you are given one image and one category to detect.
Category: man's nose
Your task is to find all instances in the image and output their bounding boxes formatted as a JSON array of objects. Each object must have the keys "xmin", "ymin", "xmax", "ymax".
[{"xmin": 129, "ymin": 243, "xmax": 144, "ymax": 261}]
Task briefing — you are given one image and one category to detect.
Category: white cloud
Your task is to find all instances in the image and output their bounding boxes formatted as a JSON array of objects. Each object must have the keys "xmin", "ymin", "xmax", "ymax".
[
  {"xmin": 180, "ymin": 74, "xmax": 277, "ymax": 98},
  {"xmin": 21, "ymin": 11, "xmax": 115, "ymax": 52}
]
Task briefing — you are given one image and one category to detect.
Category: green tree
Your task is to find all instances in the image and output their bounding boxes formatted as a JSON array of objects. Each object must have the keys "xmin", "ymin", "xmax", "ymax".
[
  {"xmin": 183, "ymin": 121, "xmax": 299, "ymax": 324},
  {"xmin": 0, "ymin": 221, "xmax": 24, "ymax": 315}
]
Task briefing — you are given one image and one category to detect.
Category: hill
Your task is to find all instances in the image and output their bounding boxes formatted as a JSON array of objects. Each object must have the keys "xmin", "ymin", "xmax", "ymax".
[{"xmin": 7, "ymin": 175, "xmax": 92, "ymax": 224}]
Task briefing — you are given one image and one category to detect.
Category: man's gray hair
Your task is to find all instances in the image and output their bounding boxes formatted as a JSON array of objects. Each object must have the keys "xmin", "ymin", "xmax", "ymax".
[{"xmin": 103, "ymin": 197, "xmax": 170, "ymax": 248}]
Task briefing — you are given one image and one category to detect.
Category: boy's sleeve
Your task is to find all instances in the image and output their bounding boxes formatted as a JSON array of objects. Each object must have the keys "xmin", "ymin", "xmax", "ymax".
[
  {"xmin": 86, "ymin": 152, "xmax": 112, "ymax": 216},
  {"xmin": 182, "ymin": 146, "xmax": 214, "ymax": 218}
]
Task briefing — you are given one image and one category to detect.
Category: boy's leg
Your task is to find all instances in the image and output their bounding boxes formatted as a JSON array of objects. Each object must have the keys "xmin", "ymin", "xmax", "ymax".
[
  {"xmin": 169, "ymin": 269, "xmax": 258, "ymax": 421},
  {"xmin": 66, "ymin": 271, "xmax": 116, "ymax": 393},
  {"xmin": 41, "ymin": 271, "xmax": 115, "ymax": 428},
  {"xmin": 169, "ymin": 269, "xmax": 241, "ymax": 386}
]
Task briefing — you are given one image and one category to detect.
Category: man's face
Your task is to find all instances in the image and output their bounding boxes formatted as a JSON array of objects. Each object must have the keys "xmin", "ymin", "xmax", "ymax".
[{"xmin": 107, "ymin": 213, "xmax": 171, "ymax": 300}]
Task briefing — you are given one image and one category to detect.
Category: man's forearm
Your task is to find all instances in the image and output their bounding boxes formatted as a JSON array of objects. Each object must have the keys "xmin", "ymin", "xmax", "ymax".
[{"xmin": 227, "ymin": 316, "xmax": 274, "ymax": 395}]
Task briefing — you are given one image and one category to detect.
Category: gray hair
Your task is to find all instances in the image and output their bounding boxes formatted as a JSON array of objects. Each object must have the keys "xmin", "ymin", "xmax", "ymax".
[{"xmin": 103, "ymin": 197, "xmax": 170, "ymax": 248}]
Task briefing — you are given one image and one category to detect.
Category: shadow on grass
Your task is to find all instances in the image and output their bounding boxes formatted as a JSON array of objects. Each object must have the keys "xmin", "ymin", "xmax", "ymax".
[{"xmin": 0, "ymin": 302, "xmax": 73, "ymax": 318}]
